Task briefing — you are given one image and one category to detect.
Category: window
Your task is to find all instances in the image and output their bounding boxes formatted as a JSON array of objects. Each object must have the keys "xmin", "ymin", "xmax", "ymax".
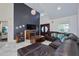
[
  {"xmin": 58, "ymin": 24, "xmax": 69, "ymax": 32},
  {"xmin": 57, "ymin": 24, "xmax": 70, "ymax": 42}
]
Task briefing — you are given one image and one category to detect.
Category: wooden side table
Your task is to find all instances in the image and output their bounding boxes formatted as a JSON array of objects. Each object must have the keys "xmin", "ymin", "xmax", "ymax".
[
  {"xmin": 30, "ymin": 35, "xmax": 45, "ymax": 44},
  {"xmin": 25, "ymin": 30, "xmax": 36, "ymax": 40},
  {"xmin": 16, "ymin": 35, "xmax": 19, "ymax": 43}
]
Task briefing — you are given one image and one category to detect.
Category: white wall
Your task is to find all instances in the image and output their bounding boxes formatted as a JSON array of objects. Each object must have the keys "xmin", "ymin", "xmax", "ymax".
[
  {"xmin": 7, "ymin": 4, "xmax": 14, "ymax": 42},
  {"xmin": 40, "ymin": 15, "xmax": 78, "ymax": 36},
  {"xmin": 0, "ymin": 4, "xmax": 14, "ymax": 42},
  {"xmin": 77, "ymin": 7, "xmax": 79, "ymax": 37}
]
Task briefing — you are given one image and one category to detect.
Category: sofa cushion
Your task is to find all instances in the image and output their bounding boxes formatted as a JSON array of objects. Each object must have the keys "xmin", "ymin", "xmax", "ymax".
[
  {"xmin": 65, "ymin": 33, "xmax": 78, "ymax": 41},
  {"xmin": 55, "ymin": 39, "xmax": 79, "ymax": 56},
  {"xmin": 17, "ymin": 43, "xmax": 55, "ymax": 56},
  {"xmin": 49, "ymin": 40, "xmax": 62, "ymax": 49}
]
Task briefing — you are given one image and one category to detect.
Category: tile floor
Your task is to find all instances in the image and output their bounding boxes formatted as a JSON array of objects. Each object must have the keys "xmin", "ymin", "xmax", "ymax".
[
  {"xmin": 0, "ymin": 40, "xmax": 31, "ymax": 56},
  {"xmin": 0, "ymin": 39, "xmax": 50, "ymax": 56}
]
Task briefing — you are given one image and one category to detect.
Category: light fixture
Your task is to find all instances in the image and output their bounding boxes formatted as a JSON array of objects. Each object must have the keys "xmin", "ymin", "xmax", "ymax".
[
  {"xmin": 19, "ymin": 26, "xmax": 22, "ymax": 28},
  {"xmin": 22, "ymin": 25, "xmax": 25, "ymax": 27},
  {"xmin": 57, "ymin": 7, "xmax": 61, "ymax": 10},
  {"xmin": 31, "ymin": 9, "xmax": 36, "ymax": 15},
  {"xmin": 16, "ymin": 27, "xmax": 18, "ymax": 29}
]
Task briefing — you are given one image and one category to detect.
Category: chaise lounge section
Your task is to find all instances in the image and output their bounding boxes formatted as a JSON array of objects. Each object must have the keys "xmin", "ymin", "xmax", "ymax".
[{"xmin": 17, "ymin": 33, "xmax": 79, "ymax": 56}]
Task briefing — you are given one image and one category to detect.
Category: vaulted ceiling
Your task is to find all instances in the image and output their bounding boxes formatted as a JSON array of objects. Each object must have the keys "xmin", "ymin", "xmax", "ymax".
[{"xmin": 25, "ymin": 3, "xmax": 78, "ymax": 19}]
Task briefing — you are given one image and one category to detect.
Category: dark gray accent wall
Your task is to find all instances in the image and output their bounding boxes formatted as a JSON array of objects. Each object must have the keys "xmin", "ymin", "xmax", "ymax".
[{"xmin": 14, "ymin": 3, "xmax": 40, "ymax": 38}]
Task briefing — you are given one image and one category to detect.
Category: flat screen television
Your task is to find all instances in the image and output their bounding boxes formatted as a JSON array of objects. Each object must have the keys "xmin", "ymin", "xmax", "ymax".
[{"xmin": 26, "ymin": 24, "xmax": 36, "ymax": 30}]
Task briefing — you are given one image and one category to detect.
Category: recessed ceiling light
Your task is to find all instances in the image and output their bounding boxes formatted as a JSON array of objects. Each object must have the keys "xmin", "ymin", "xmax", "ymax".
[{"xmin": 57, "ymin": 7, "xmax": 61, "ymax": 10}]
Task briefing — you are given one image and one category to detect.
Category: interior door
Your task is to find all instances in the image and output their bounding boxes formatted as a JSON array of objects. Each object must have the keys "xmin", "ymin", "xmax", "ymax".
[{"xmin": 41, "ymin": 24, "xmax": 50, "ymax": 36}]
